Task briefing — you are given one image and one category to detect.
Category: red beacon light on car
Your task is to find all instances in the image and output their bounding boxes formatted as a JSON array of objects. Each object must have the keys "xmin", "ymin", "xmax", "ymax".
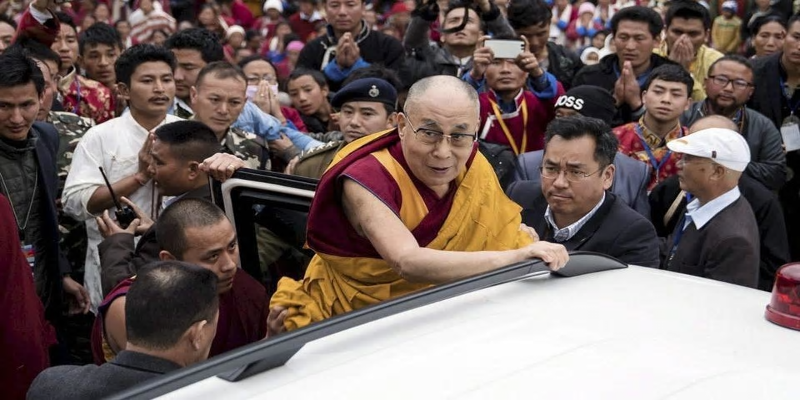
[{"xmin": 765, "ymin": 263, "xmax": 800, "ymax": 331}]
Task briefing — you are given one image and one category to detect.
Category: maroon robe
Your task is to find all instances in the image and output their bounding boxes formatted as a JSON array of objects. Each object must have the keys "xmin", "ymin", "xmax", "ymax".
[
  {"xmin": 92, "ymin": 269, "xmax": 268, "ymax": 364},
  {"xmin": 307, "ymin": 130, "xmax": 477, "ymax": 258},
  {"xmin": 0, "ymin": 194, "xmax": 56, "ymax": 400}
]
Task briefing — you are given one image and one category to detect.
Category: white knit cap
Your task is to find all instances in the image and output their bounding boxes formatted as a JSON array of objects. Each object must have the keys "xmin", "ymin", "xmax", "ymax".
[
  {"xmin": 263, "ymin": 0, "xmax": 284, "ymax": 13},
  {"xmin": 226, "ymin": 25, "xmax": 245, "ymax": 39}
]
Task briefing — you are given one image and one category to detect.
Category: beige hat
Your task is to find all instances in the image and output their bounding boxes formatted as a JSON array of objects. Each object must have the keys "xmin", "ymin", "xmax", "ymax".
[
  {"xmin": 226, "ymin": 25, "xmax": 245, "ymax": 39},
  {"xmin": 667, "ymin": 128, "xmax": 751, "ymax": 172},
  {"xmin": 263, "ymin": 0, "xmax": 284, "ymax": 13}
]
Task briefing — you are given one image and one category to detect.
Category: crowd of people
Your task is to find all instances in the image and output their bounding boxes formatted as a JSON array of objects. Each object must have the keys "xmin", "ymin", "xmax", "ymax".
[{"xmin": 0, "ymin": 0, "xmax": 797, "ymax": 398}]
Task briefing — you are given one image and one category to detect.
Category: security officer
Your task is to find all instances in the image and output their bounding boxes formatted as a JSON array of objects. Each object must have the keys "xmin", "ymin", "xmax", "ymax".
[{"xmin": 287, "ymin": 77, "xmax": 398, "ymax": 179}]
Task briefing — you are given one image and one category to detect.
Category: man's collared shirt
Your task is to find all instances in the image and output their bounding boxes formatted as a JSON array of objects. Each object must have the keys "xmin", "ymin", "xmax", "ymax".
[
  {"xmin": 544, "ymin": 192, "xmax": 606, "ymax": 242},
  {"xmin": 62, "ymin": 111, "xmax": 182, "ymax": 310},
  {"xmin": 683, "ymin": 186, "xmax": 741, "ymax": 230}
]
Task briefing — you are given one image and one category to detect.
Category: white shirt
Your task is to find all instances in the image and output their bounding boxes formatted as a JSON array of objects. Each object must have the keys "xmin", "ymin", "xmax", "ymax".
[
  {"xmin": 62, "ymin": 111, "xmax": 183, "ymax": 311},
  {"xmin": 544, "ymin": 192, "xmax": 606, "ymax": 242},
  {"xmin": 683, "ymin": 187, "xmax": 741, "ymax": 230}
]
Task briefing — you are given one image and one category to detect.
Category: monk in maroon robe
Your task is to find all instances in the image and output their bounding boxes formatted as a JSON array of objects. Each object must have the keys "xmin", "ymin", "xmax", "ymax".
[
  {"xmin": 0, "ymin": 194, "xmax": 56, "ymax": 400},
  {"xmin": 91, "ymin": 198, "xmax": 269, "ymax": 364}
]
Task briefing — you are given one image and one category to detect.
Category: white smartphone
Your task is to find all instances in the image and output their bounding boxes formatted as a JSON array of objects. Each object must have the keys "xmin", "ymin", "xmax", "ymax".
[{"xmin": 484, "ymin": 39, "xmax": 525, "ymax": 59}]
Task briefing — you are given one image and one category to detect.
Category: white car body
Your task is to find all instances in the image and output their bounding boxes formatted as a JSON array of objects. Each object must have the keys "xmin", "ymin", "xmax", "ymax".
[{"xmin": 159, "ymin": 265, "xmax": 799, "ymax": 400}]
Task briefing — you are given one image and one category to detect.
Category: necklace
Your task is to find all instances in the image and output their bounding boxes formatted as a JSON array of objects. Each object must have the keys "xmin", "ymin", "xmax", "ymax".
[{"xmin": 0, "ymin": 164, "xmax": 38, "ymax": 240}]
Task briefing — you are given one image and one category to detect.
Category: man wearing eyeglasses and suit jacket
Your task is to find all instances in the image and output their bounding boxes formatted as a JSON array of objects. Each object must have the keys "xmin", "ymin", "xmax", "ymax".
[
  {"xmin": 511, "ymin": 85, "xmax": 651, "ymax": 217},
  {"xmin": 506, "ymin": 116, "xmax": 660, "ymax": 267}
]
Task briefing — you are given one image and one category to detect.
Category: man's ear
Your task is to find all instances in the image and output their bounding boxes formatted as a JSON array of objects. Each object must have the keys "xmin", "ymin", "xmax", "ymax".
[
  {"xmin": 117, "ymin": 83, "xmax": 130, "ymax": 101},
  {"xmin": 190, "ymin": 86, "xmax": 198, "ymax": 105},
  {"xmin": 76, "ymin": 54, "xmax": 84, "ymax": 70},
  {"xmin": 158, "ymin": 250, "xmax": 177, "ymax": 261},
  {"xmin": 396, "ymin": 112, "xmax": 407, "ymax": 138},
  {"xmin": 385, "ymin": 112, "xmax": 397, "ymax": 129},
  {"xmin": 602, "ymin": 163, "xmax": 615, "ymax": 190},
  {"xmin": 186, "ymin": 319, "xmax": 209, "ymax": 351},
  {"xmin": 187, "ymin": 161, "xmax": 201, "ymax": 180}
]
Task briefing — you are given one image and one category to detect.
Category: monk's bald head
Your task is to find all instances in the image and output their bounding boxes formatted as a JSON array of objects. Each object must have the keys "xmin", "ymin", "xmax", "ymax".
[
  {"xmin": 404, "ymin": 75, "xmax": 479, "ymax": 117},
  {"xmin": 689, "ymin": 115, "xmax": 738, "ymax": 134}
]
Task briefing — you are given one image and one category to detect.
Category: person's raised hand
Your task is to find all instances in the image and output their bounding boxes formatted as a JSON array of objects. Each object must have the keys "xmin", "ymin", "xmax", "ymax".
[
  {"xmin": 200, "ymin": 153, "xmax": 246, "ymax": 182},
  {"xmin": 621, "ymin": 61, "xmax": 642, "ymax": 109},
  {"xmin": 517, "ymin": 35, "xmax": 544, "ymax": 78},
  {"xmin": 470, "ymin": 35, "xmax": 494, "ymax": 80},
  {"xmin": 136, "ymin": 132, "xmax": 155, "ymax": 183},
  {"xmin": 266, "ymin": 306, "xmax": 288, "ymax": 338},
  {"xmin": 96, "ymin": 210, "xmax": 141, "ymax": 239},
  {"xmin": 336, "ymin": 33, "xmax": 357, "ymax": 69},
  {"xmin": 520, "ymin": 241, "xmax": 569, "ymax": 271},
  {"xmin": 668, "ymin": 35, "xmax": 694, "ymax": 69},
  {"xmin": 33, "ymin": 0, "xmax": 56, "ymax": 12},
  {"xmin": 477, "ymin": 0, "xmax": 492, "ymax": 13}
]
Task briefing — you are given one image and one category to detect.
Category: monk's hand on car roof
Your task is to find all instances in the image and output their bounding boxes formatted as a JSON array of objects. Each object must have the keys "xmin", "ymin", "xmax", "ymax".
[
  {"xmin": 520, "ymin": 241, "xmax": 569, "ymax": 271},
  {"xmin": 266, "ymin": 306, "xmax": 288, "ymax": 339}
]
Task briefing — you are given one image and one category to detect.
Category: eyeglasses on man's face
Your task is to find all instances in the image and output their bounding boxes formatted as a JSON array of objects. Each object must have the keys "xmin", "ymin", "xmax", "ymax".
[
  {"xmin": 539, "ymin": 165, "xmax": 605, "ymax": 182},
  {"xmin": 707, "ymin": 75, "xmax": 753, "ymax": 90},
  {"xmin": 402, "ymin": 113, "xmax": 477, "ymax": 148}
]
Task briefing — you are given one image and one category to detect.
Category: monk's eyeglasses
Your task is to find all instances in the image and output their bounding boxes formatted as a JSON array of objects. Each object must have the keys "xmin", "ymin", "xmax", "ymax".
[{"xmin": 401, "ymin": 113, "xmax": 477, "ymax": 148}]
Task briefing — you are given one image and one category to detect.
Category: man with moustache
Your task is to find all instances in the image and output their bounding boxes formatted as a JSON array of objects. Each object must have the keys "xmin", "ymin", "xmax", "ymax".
[
  {"xmin": 681, "ymin": 55, "xmax": 786, "ymax": 191},
  {"xmin": 62, "ymin": 44, "xmax": 182, "ymax": 311}
]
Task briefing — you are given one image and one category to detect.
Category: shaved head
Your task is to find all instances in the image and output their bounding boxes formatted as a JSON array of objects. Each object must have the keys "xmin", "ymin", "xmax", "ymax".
[
  {"xmin": 689, "ymin": 115, "xmax": 738, "ymax": 134},
  {"xmin": 404, "ymin": 75, "xmax": 479, "ymax": 116}
]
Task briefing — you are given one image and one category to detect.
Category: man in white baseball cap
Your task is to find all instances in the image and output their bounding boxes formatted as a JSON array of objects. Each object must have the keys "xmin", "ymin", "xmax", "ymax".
[{"xmin": 661, "ymin": 127, "xmax": 760, "ymax": 288}]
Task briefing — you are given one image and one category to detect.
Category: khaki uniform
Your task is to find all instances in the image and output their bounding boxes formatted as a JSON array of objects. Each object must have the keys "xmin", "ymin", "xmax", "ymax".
[
  {"xmin": 294, "ymin": 140, "xmax": 346, "ymax": 179},
  {"xmin": 49, "ymin": 111, "xmax": 95, "ymax": 275},
  {"xmin": 293, "ymin": 131, "xmax": 347, "ymax": 179}
]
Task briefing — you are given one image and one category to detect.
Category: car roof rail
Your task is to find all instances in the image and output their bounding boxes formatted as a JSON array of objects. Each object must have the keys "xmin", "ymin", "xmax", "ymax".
[{"xmin": 108, "ymin": 252, "xmax": 626, "ymax": 400}]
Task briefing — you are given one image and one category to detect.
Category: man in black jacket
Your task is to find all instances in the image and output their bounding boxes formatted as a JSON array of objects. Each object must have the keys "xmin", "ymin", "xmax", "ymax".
[
  {"xmin": 681, "ymin": 55, "xmax": 786, "ymax": 191},
  {"xmin": 651, "ymin": 115, "xmax": 790, "ymax": 291},
  {"xmin": 573, "ymin": 6, "xmax": 675, "ymax": 127},
  {"xmin": 505, "ymin": 0, "xmax": 582, "ymax": 90},
  {"xmin": 750, "ymin": 14, "xmax": 800, "ymax": 261},
  {"xmin": 296, "ymin": 0, "xmax": 404, "ymax": 91},
  {"xmin": 0, "ymin": 50, "xmax": 89, "ymax": 361},
  {"xmin": 401, "ymin": 0, "xmax": 514, "ymax": 86},
  {"xmin": 661, "ymin": 127, "xmax": 759, "ymax": 288},
  {"xmin": 28, "ymin": 261, "xmax": 219, "ymax": 400},
  {"xmin": 506, "ymin": 116, "xmax": 660, "ymax": 268}
]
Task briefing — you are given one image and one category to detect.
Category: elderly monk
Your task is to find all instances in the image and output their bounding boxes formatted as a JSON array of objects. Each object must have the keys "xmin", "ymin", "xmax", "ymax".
[{"xmin": 269, "ymin": 75, "xmax": 569, "ymax": 333}]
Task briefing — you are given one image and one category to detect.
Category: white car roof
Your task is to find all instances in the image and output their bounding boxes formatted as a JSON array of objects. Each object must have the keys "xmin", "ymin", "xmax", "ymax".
[{"xmin": 161, "ymin": 266, "xmax": 798, "ymax": 400}]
